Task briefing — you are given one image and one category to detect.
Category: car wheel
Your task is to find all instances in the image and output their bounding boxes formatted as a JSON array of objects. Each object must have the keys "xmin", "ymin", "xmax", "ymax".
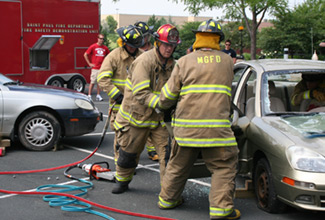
[
  {"xmin": 18, "ymin": 111, "xmax": 61, "ymax": 151},
  {"xmin": 47, "ymin": 77, "xmax": 64, "ymax": 88},
  {"xmin": 253, "ymin": 158, "xmax": 287, "ymax": 213},
  {"xmin": 68, "ymin": 75, "xmax": 86, "ymax": 93}
]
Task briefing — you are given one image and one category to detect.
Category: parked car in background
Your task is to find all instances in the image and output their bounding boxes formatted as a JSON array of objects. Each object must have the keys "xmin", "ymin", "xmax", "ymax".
[
  {"xmin": 0, "ymin": 74, "xmax": 101, "ymax": 151},
  {"xmin": 231, "ymin": 59, "xmax": 325, "ymax": 213}
]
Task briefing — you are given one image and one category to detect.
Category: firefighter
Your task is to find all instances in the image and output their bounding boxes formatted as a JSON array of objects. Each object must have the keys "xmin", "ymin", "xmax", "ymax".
[
  {"xmin": 134, "ymin": 21, "xmax": 159, "ymax": 161},
  {"xmin": 291, "ymin": 73, "xmax": 325, "ymax": 111},
  {"xmin": 111, "ymin": 24, "xmax": 181, "ymax": 194},
  {"xmin": 135, "ymin": 21, "xmax": 153, "ymax": 52},
  {"xmin": 157, "ymin": 19, "xmax": 241, "ymax": 220},
  {"xmin": 97, "ymin": 25, "xmax": 144, "ymax": 164}
]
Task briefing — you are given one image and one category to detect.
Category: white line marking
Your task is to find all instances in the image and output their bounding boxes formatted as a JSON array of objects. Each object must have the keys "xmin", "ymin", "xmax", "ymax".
[
  {"xmin": 0, "ymin": 178, "xmax": 89, "ymax": 199},
  {"xmin": 67, "ymin": 146, "xmax": 211, "ymax": 187},
  {"xmin": 82, "ymin": 132, "xmax": 115, "ymax": 136},
  {"xmin": 0, "ymin": 145, "xmax": 211, "ymax": 200},
  {"xmin": 67, "ymin": 145, "xmax": 115, "ymax": 161}
]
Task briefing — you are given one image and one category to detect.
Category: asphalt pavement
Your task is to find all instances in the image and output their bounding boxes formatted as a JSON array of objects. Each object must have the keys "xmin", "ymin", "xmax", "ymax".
[{"xmin": 1, "ymin": 89, "xmax": 325, "ymax": 220}]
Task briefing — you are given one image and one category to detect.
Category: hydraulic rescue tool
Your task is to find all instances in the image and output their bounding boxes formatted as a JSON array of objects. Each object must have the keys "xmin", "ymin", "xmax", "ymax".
[{"xmin": 79, "ymin": 162, "xmax": 115, "ymax": 182}]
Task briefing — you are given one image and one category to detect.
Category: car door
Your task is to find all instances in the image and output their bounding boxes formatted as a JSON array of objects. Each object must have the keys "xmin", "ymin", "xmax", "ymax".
[{"xmin": 232, "ymin": 66, "xmax": 257, "ymax": 174}]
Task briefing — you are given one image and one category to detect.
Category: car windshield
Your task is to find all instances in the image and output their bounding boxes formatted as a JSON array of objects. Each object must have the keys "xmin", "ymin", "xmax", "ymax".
[
  {"xmin": 261, "ymin": 70, "xmax": 325, "ymax": 116},
  {"xmin": 0, "ymin": 74, "xmax": 14, "ymax": 84}
]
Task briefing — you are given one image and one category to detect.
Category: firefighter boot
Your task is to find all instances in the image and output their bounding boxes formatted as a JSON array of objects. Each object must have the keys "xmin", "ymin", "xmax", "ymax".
[
  {"xmin": 158, "ymin": 197, "xmax": 184, "ymax": 210},
  {"xmin": 111, "ymin": 180, "xmax": 130, "ymax": 194},
  {"xmin": 148, "ymin": 151, "xmax": 159, "ymax": 161},
  {"xmin": 210, "ymin": 209, "xmax": 241, "ymax": 220}
]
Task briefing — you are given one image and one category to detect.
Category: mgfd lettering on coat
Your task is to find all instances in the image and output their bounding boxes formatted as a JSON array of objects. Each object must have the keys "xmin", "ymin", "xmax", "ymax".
[{"xmin": 197, "ymin": 55, "xmax": 221, "ymax": 64}]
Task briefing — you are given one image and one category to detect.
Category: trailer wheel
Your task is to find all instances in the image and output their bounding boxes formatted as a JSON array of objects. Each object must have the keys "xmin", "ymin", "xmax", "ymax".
[
  {"xmin": 48, "ymin": 77, "xmax": 64, "ymax": 88},
  {"xmin": 68, "ymin": 75, "xmax": 86, "ymax": 93},
  {"xmin": 18, "ymin": 111, "xmax": 61, "ymax": 151}
]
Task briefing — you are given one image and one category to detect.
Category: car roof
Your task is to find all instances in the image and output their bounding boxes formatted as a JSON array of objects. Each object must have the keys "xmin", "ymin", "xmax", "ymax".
[{"xmin": 235, "ymin": 59, "xmax": 325, "ymax": 72}]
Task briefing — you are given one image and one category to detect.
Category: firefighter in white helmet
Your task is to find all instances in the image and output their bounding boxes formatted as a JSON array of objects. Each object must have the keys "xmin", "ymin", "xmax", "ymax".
[
  {"xmin": 157, "ymin": 19, "xmax": 241, "ymax": 220},
  {"xmin": 97, "ymin": 25, "xmax": 144, "ymax": 164},
  {"xmin": 111, "ymin": 24, "xmax": 181, "ymax": 194}
]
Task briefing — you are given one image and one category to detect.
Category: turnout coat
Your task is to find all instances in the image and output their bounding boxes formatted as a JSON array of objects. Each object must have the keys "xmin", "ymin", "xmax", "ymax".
[
  {"xmin": 114, "ymin": 47, "xmax": 175, "ymax": 130},
  {"xmin": 97, "ymin": 47, "xmax": 143, "ymax": 111},
  {"xmin": 158, "ymin": 49, "xmax": 237, "ymax": 147}
]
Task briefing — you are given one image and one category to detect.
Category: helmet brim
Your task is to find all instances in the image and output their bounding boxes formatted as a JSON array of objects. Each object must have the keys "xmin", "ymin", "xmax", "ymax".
[
  {"xmin": 125, "ymin": 39, "xmax": 145, "ymax": 48},
  {"xmin": 192, "ymin": 30, "xmax": 224, "ymax": 42}
]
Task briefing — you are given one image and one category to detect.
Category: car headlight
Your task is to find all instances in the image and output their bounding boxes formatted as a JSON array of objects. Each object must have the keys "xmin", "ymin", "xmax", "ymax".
[
  {"xmin": 75, "ymin": 99, "xmax": 94, "ymax": 110},
  {"xmin": 287, "ymin": 146, "xmax": 325, "ymax": 172}
]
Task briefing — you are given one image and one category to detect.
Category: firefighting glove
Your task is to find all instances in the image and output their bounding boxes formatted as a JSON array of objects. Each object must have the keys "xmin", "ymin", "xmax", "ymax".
[
  {"xmin": 163, "ymin": 105, "xmax": 177, "ymax": 122},
  {"xmin": 311, "ymin": 90, "xmax": 325, "ymax": 102},
  {"xmin": 115, "ymin": 94, "xmax": 124, "ymax": 104},
  {"xmin": 163, "ymin": 108, "xmax": 173, "ymax": 122}
]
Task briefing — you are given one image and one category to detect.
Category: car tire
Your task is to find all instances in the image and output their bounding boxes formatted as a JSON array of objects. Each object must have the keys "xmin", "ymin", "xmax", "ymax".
[
  {"xmin": 68, "ymin": 75, "xmax": 86, "ymax": 93},
  {"xmin": 18, "ymin": 111, "xmax": 61, "ymax": 151},
  {"xmin": 253, "ymin": 158, "xmax": 287, "ymax": 213},
  {"xmin": 47, "ymin": 77, "xmax": 64, "ymax": 88}
]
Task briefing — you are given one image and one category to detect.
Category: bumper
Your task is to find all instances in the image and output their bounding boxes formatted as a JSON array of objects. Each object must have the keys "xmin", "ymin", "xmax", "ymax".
[
  {"xmin": 58, "ymin": 108, "xmax": 102, "ymax": 136},
  {"xmin": 276, "ymin": 176, "xmax": 325, "ymax": 211}
]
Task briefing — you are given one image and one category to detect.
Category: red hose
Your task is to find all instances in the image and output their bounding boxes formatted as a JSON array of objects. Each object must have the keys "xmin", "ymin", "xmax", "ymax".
[
  {"xmin": 0, "ymin": 189, "xmax": 177, "ymax": 220},
  {"xmin": 0, "ymin": 147, "xmax": 98, "ymax": 175},
  {"xmin": 0, "ymin": 106, "xmax": 178, "ymax": 220}
]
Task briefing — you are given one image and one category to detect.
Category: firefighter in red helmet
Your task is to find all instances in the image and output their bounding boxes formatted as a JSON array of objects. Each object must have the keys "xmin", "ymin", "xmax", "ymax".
[
  {"xmin": 134, "ymin": 21, "xmax": 159, "ymax": 161},
  {"xmin": 111, "ymin": 24, "xmax": 181, "ymax": 194},
  {"xmin": 157, "ymin": 19, "xmax": 241, "ymax": 220}
]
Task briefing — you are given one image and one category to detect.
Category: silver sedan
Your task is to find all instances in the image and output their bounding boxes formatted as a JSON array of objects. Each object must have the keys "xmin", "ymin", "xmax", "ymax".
[{"xmin": 0, "ymin": 74, "xmax": 101, "ymax": 151}]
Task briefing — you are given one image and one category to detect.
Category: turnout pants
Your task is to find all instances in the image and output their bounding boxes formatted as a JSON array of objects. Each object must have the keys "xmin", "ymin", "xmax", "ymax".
[
  {"xmin": 115, "ymin": 124, "xmax": 169, "ymax": 184},
  {"xmin": 109, "ymin": 110, "xmax": 119, "ymax": 165},
  {"xmin": 159, "ymin": 139, "xmax": 238, "ymax": 218}
]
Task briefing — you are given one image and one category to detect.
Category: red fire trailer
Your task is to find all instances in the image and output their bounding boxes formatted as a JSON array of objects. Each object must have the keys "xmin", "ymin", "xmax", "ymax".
[{"xmin": 0, "ymin": 0, "xmax": 101, "ymax": 93}]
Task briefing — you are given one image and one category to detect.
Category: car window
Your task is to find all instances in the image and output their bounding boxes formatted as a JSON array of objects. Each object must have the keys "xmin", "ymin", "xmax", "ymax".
[
  {"xmin": 234, "ymin": 70, "xmax": 257, "ymax": 115},
  {"xmin": 261, "ymin": 72, "xmax": 325, "ymax": 115},
  {"xmin": 233, "ymin": 68, "xmax": 246, "ymax": 82}
]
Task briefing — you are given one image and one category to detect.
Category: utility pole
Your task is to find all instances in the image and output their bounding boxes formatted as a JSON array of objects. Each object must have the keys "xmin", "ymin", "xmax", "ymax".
[{"xmin": 311, "ymin": 27, "xmax": 313, "ymax": 57}]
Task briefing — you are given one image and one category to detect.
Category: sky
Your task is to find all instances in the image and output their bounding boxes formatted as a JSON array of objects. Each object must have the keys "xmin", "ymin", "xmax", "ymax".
[{"xmin": 101, "ymin": 0, "xmax": 306, "ymax": 19}]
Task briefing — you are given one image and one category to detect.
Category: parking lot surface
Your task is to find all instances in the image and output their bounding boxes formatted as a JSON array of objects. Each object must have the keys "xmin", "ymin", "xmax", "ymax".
[{"xmin": 1, "ymin": 91, "xmax": 325, "ymax": 220}]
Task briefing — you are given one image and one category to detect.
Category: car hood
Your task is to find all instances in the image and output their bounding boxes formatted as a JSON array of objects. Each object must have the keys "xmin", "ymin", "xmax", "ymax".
[
  {"xmin": 263, "ymin": 114, "xmax": 325, "ymax": 155},
  {"xmin": 7, "ymin": 83, "xmax": 87, "ymax": 100}
]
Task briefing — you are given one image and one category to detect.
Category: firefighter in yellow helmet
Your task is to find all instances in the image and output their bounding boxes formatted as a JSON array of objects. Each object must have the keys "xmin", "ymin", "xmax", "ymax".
[
  {"xmin": 157, "ymin": 19, "xmax": 241, "ymax": 220},
  {"xmin": 97, "ymin": 25, "xmax": 144, "ymax": 164},
  {"xmin": 111, "ymin": 24, "xmax": 181, "ymax": 194}
]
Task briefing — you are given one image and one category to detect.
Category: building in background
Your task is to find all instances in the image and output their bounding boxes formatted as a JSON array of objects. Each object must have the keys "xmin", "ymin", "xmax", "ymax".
[{"xmin": 101, "ymin": 13, "xmax": 212, "ymax": 28}]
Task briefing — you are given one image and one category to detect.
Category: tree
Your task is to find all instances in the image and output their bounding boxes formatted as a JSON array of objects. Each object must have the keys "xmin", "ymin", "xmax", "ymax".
[
  {"xmin": 175, "ymin": 21, "xmax": 201, "ymax": 58},
  {"xmin": 101, "ymin": 15, "xmax": 119, "ymax": 50},
  {"xmin": 170, "ymin": 0, "xmax": 287, "ymax": 59},
  {"xmin": 147, "ymin": 15, "xmax": 169, "ymax": 32},
  {"xmin": 222, "ymin": 21, "xmax": 250, "ymax": 56},
  {"xmin": 258, "ymin": 0, "xmax": 325, "ymax": 59}
]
